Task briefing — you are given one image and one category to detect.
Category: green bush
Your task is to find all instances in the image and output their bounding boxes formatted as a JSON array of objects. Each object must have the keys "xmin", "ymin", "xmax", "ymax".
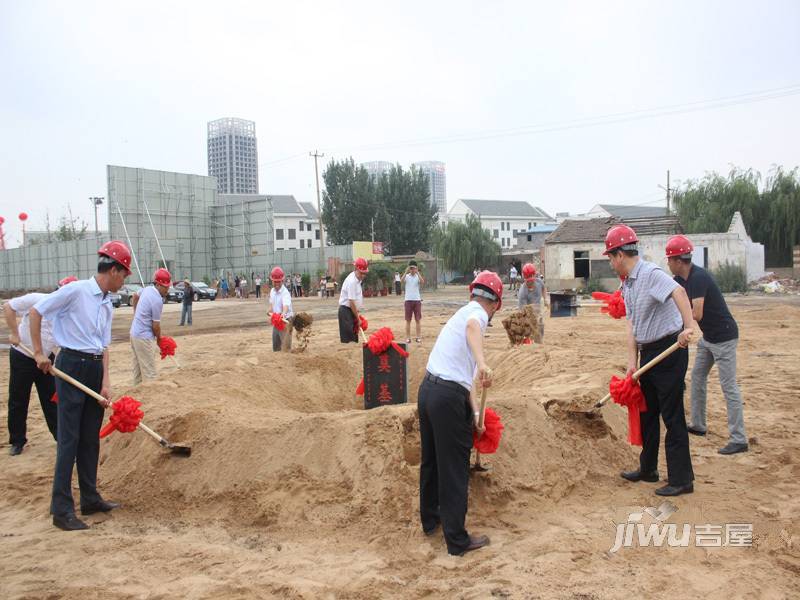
[
  {"xmin": 301, "ymin": 273, "xmax": 311, "ymax": 293},
  {"xmin": 585, "ymin": 277, "xmax": 606, "ymax": 294},
  {"xmin": 712, "ymin": 262, "xmax": 747, "ymax": 293}
]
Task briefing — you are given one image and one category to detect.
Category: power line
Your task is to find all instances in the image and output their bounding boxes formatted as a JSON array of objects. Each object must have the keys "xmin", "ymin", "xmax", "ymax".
[{"xmin": 257, "ymin": 83, "xmax": 800, "ymax": 171}]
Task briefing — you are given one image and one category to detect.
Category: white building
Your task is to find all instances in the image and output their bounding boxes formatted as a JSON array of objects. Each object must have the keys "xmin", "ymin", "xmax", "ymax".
[
  {"xmin": 447, "ymin": 199, "xmax": 555, "ymax": 249},
  {"xmin": 271, "ymin": 196, "xmax": 320, "ymax": 251}
]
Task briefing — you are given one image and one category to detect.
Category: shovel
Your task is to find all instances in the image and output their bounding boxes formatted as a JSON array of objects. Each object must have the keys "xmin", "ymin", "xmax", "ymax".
[
  {"xmin": 555, "ymin": 341, "xmax": 683, "ymax": 415},
  {"xmin": 471, "ymin": 385, "xmax": 490, "ymax": 472},
  {"xmin": 19, "ymin": 344, "xmax": 191, "ymax": 456}
]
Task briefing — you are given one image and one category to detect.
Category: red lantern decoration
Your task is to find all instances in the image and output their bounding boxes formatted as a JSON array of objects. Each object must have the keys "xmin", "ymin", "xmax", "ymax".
[
  {"xmin": 270, "ymin": 313, "xmax": 286, "ymax": 330},
  {"xmin": 591, "ymin": 289, "xmax": 626, "ymax": 319},
  {"xmin": 18, "ymin": 212, "xmax": 28, "ymax": 222}
]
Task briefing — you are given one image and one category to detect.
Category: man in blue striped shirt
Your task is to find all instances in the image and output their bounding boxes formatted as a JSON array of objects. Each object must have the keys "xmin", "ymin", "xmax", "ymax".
[
  {"xmin": 604, "ymin": 225, "xmax": 696, "ymax": 497},
  {"xmin": 29, "ymin": 241, "xmax": 132, "ymax": 531}
]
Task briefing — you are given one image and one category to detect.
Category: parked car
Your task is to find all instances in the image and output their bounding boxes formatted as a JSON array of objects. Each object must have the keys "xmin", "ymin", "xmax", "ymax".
[
  {"xmin": 175, "ymin": 281, "xmax": 217, "ymax": 301},
  {"xmin": 165, "ymin": 286, "xmax": 184, "ymax": 304},
  {"xmin": 109, "ymin": 292, "xmax": 122, "ymax": 308},
  {"xmin": 118, "ymin": 283, "xmax": 143, "ymax": 306}
]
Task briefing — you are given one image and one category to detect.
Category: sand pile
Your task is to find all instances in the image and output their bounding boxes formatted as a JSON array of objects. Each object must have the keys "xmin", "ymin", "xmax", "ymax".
[{"xmin": 96, "ymin": 335, "xmax": 633, "ymax": 537}]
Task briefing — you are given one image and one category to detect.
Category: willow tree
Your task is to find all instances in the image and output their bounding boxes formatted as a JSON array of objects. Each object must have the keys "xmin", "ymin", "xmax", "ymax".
[
  {"xmin": 433, "ymin": 214, "xmax": 501, "ymax": 274},
  {"xmin": 673, "ymin": 166, "xmax": 800, "ymax": 266}
]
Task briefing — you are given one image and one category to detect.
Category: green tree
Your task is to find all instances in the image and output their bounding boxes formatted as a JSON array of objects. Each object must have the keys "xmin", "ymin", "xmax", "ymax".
[
  {"xmin": 320, "ymin": 158, "xmax": 376, "ymax": 244},
  {"xmin": 673, "ymin": 166, "xmax": 800, "ymax": 266},
  {"xmin": 375, "ymin": 164, "xmax": 438, "ymax": 254},
  {"xmin": 433, "ymin": 214, "xmax": 501, "ymax": 273}
]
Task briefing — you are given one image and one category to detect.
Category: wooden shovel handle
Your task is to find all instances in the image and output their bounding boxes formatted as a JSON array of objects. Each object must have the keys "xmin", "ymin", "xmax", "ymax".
[
  {"xmin": 595, "ymin": 341, "xmax": 682, "ymax": 408},
  {"xmin": 17, "ymin": 344, "xmax": 106, "ymax": 407},
  {"xmin": 358, "ymin": 326, "xmax": 368, "ymax": 344},
  {"xmin": 477, "ymin": 386, "xmax": 488, "ymax": 429}
]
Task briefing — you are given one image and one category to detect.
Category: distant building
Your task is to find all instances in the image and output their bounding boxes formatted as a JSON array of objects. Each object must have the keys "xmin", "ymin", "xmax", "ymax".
[
  {"xmin": 447, "ymin": 199, "xmax": 555, "ymax": 249},
  {"xmin": 218, "ymin": 194, "xmax": 319, "ymax": 251},
  {"xmin": 208, "ymin": 118, "xmax": 259, "ymax": 194},
  {"xmin": 584, "ymin": 204, "xmax": 669, "ymax": 219},
  {"xmin": 411, "ymin": 161, "xmax": 447, "ymax": 215},
  {"xmin": 361, "ymin": 161, "xmax": 393, "ymax": 181}
]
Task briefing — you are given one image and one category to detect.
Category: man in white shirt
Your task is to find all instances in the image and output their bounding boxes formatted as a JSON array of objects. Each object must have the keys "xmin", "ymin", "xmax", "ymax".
[
  {"xmin": 338, "ymin": 258, "xmax": 369, "ymax": 343},
  {"xmin": 3, "ymin": 276, "xmax": 77, "ymax": 454},
  {"xmin": 129, "ymin": 268, "xmax": 171, "ymax": 385},
  {"xmin": 418, "ymin": 270, "xmax": 502, "ymax": 556},
  {"xmin": 508, "ymin": 263, "xmax": 518, "ymax": 291},
  {"xmin": 402, "ymin": 260, "xmax": 425, "ymax": 344},
  {"xmin": 254, "ymin": 276, "xmax": 262, "ymax": 299},
  {"xmin": 268, "ymin": 266, "xmax": 294, "ymax": 351}
]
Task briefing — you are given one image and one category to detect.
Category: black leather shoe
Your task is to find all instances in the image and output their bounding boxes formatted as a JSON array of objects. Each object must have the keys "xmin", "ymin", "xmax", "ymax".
[
  {"xmin": 621, "ymin": 469, "xmax": 659, "ymax": 483},
  {"xmin": 718, "ymin": 442, "xmax": 748, "ymax": 455},
  {"xmin": 53, "ymin": 514, "xmax": 89, "ymax": 531},
  {"xmin": 655, "ymin": 483, "xmax": 694, "ymax": 496},
  {"xmin": 687, "ymin": 426, "xmax": 707, "ymax": 436},
  {"xmin": 423, "ymin": 523, "xmax": 440, "ymax": 536},
  {"xmin": 9, "ymin": 444, "xmax": 24, "ymax": 456},
  {"xmin": 81, "ymin": 500, "xmax": 120, "ymax": 515},
  {"xmin": 459, "ymin": 534, "xmax": 490, "ymax": 555}
]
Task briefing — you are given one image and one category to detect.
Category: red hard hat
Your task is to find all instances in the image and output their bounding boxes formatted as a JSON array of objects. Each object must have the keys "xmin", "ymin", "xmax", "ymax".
[
  {"xmin": 522, "ymin": 263, "xmax": 537, "ymax": 280},
  {"xmin": 58, "ymin": 276, "xmax": 78, "ymax": 287},
  {"xmin": 665, "ymin": 234, "xmax": 694, "ymax": 258},
  {"xmin": 270, "ymin": 266, "xmax": 285, "ymax": 282},
  {"xmin": 153, "ymin": 268, "xmax": 172, "ymax": 287},
  {"xmin": 354, "ymin": 257, "xmax": 369, "ymax": 273},
  {"xmin": 97, "ymin": 240, "xmax": 132, "ymax": 273},
  {"xmin": 603, "ymin": 224, "xmax": 639, "ymax": 255},
  {"xmin": 469, "ymin": 270, "xmax": 503, "ymax": 310}
]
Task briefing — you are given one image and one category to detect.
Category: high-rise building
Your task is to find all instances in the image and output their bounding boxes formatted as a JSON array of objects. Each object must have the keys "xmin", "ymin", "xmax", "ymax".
[
  {"xmin": 412, "ymin": 161, "xmax": 446, "ymax": 215},
  {"xmin": 361, "ymin": 161, "xmax": 393, "ymax": 181},
  {"xmin": 207, "ymin": 118, "xmax": 259, "ymax": 194}
]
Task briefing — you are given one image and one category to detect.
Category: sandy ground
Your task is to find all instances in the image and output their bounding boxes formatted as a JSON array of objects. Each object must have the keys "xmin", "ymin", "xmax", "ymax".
[{"xmin": 0, "ymin": 288, "xmax": 798, "ymax": 599}]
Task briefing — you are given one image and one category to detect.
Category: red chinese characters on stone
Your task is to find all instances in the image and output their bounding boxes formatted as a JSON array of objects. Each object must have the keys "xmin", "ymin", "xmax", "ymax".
[
  {"xmin": 378, "ymin": 353, "xmax": 391, "ymax": 373},
  {"xmin": 377, "ymin": 383, "xmax": 393, "ymax": 404}
]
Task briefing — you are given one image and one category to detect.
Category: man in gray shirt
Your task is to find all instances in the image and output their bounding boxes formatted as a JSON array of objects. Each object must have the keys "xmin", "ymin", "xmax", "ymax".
[
  {"xmin": 605, "ymin": 224, "xmax": 696, "ymax": 497},
  {"xmin": 517, "ymin": 263, "xmax": 548, "ymax": 340}
]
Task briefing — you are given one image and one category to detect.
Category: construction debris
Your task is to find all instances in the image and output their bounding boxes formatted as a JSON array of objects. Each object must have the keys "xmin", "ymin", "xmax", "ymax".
[{"xmin": 292, "ymin": 312, "xmax": 314, "ymax": 353}]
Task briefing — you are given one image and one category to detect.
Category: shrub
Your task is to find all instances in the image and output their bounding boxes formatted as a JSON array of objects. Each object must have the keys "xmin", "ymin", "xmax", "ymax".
[{"xmin": 712, "ymin": 262, "xmax": 747, "ymax": 293}]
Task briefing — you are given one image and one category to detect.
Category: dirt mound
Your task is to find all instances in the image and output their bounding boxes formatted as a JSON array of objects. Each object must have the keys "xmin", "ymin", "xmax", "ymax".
[{"xmin": 98, "ymin": 335, "xmax": 633, "ymax": 536}]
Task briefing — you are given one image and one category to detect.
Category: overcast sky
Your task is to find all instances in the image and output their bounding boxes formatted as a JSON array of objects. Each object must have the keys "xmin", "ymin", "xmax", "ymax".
[{"xmin": 1, "ymin": 0, "xmax": 798, "ymax": 248}]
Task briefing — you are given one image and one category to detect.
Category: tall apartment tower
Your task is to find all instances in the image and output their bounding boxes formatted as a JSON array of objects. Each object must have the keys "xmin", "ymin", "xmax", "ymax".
[
  {"xmin": 361, "ymin": 160, "xmax": 393, "ymax": 180},
  {"xmin": 412, "ymin": 161, "xmax": 447, "ymax": 215},
  {"xmin": 207, "ymin": 118, "xmax": 259, "ymax": 194}
]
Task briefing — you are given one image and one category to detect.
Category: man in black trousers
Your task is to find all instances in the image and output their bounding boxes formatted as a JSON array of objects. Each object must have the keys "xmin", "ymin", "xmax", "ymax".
[
  {"xmin": 604, "ymin": 224, "xmax": 696, "ymax": 496},
  {"xmin": 2, "ymin": 277, "xmax": 77, "ymax": 454},
  {"xmin": 30, "ymin": 242, "xmax": 131, "ymax": 531},
  {"xmin": 418, "ymin": 270, "xmax": 503, "ymax": 555}
]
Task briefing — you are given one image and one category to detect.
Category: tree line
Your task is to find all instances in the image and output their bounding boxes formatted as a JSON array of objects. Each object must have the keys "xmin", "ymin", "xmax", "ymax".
[
  {"xmin": 673, "ymin": 166, "xmax": 799, "ymax": 266},
  {"xmin": 320, "ymin": 159, "xmax": 439, "ymax": 255}
]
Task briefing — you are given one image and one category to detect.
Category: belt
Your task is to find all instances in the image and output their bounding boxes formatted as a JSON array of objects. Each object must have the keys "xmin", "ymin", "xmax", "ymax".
[
  {"xmin": 424, "ymin": 372, "xmax": 470, "ymax": 399},
  {"xmin": 61, "ymin": 347, "xmax": 104, "ymax": 361},
  {"xmin": 639, "ymin": 331, "xmax": 681, "ymax": 352}
]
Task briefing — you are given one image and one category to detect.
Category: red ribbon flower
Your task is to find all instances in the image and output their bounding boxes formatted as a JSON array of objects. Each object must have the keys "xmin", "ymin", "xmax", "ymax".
[
  {"xmin": 158, "ymin": 336, "xmax": 178, "ymax": 360},
  {"xmin": 99, "ymin": 396, "xmax": 144, "ymax": 438},
  {"xmin": 356, "ymin": 327, "xmax": 409, "ymax": 395},
  {"xmin": 473, "ymin": 408, "xmax": 504, "ymax": 453},
  {"xmin": 270, "ymin": 313, "xmax": 286, "ymax": 331},
  {"xmin": 591, "ymin": 289, "xmax": 626, "ymax": 319},
  {"xmin": 609, "ymin": 375, "xmax": 647, "ymax": 446}
]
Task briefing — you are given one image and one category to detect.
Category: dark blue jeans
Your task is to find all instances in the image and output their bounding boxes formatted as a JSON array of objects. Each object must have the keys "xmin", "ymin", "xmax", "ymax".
[
  {"xmin": 180, "ymin": 303, "xmax": 193, "ymax": 325},
  {"xmin": 50, "ymin": 351, "xmax": 104, "ymax": 517}
]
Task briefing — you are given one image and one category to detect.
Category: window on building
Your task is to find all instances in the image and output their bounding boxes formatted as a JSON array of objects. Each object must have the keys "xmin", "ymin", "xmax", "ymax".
[
  {"xmin": 299, "ymin": 221, "xmax": 304, "ymax": 231},
  {"xmin": 500, "ymin": 222, "xmax": 505, "ymax": 231},
  {"xmin": 315, "ymin": 229, "xmax": 320, "ymax": 240},
  {"xmin": 300, "ymin": 239, "xmax": 305, "ymax": 248},
  {"xmin": 276, "ymin": 229, "xmax": 284, "ymax": 240},
  {"xmin": 493, "ymin": 230, "xmax": 499, "ymax": 239},
  {"xmin": 288, "ymin": 229, "xmax": 296, "ymax": 240},
  {"xmin": 574, "ymin": 250, "xmax": 590, "ymax": 279},
  {"xmin": 527, "ymin": 235, "xmax": 532, "ymax": 242},
  {"xmin": 308, "ymin": 240, "xmax": 312, "ymax": 248},
  {"xmin": 528, "ymin": 222, "xmax": 531, "ymax": 229},
  {"xmin": 506, "ymin": 221, "xmax": 510, "ymax": 230}
]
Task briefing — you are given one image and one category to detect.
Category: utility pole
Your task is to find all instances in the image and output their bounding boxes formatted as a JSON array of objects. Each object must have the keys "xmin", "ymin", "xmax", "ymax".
[
  {"xmin": 310, "ymin": 150, "xmax": 325, "ymax": 271},
  {"xmin": 90, "ymin": 196, "xmax": 104, "ymax": 238},
  {"xmin": 371, "ymin": 217, "xmax": 375, "ymax": 242},
  {"xmin": 666, "ymin": 170, "xmax": 671, "ymax": 213}
]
